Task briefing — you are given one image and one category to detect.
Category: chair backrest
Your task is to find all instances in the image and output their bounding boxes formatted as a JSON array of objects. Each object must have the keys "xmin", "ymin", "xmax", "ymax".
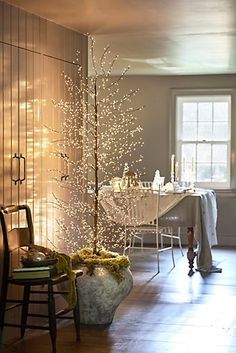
[
  {"xmin": 125, "ymin": 188, "xmax": 160, "ymax": 226},
  {"xmin": 0, "ymin": 205, "xmax": 34, "ymax": 278},
  {"xmin": 100, "ymin": 188, "xmax": 160, "ymax": 227},
  {"xmin": 141, "ymin": 181, "xmax": 153, "ymax": 188}
]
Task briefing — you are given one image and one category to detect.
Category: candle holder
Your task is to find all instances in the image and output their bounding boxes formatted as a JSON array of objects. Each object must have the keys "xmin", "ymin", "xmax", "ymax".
[
  {"xmin": 173, "ymin": 181, "xmax": 179, "ymax": 191},
  {"xmin": 170, "ymin": 174, "xmax": 175, "ymax": 184}
]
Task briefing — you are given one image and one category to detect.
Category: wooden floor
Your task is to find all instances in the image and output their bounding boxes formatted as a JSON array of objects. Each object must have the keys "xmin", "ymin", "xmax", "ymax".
[{"xmin": 2, "ymin": 246, "xmax": 236, "ymax": 353}]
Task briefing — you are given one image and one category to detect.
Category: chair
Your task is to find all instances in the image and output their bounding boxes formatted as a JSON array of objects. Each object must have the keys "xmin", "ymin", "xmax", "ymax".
[
  {"xmin": 141, "ymin": 181, "xmax": 153, "ymax": 188},
  {"xmin": 160, "ymin": 226, "xmax": 184, "ymax": 257},
  {"xmin": 140, "ymin": 181, "xmax": 184, "ymax": 258},
  {"xmin": 125, "ymin": 188, "xmax": 183, "ymax": 273},
  {"xmin": 0, "ymin": 205, "xmax": 82, "ymax": 353}
]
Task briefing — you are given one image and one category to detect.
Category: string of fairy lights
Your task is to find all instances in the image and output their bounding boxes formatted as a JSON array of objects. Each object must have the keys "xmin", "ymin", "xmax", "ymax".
[{"xmin": 50, "ymin": 36, "xmax": 144, "ymax": 254}]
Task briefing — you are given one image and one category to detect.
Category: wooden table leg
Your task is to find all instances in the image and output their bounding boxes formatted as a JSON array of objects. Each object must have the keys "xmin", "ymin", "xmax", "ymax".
[{"xmin": 187, "ymin": 227, "xmax": 196, "ymax": 276}]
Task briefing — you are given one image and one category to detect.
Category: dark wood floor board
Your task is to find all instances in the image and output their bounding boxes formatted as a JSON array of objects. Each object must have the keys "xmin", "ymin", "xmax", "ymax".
[{"xmin": 3, "ymin": 247, "xmax": 236, "ymax": 353}]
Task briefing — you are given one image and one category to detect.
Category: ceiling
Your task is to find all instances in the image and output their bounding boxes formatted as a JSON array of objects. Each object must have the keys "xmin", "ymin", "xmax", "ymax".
[{"xmin": 6, "ymin": 0, "xmax": 236, "ymax": 75}]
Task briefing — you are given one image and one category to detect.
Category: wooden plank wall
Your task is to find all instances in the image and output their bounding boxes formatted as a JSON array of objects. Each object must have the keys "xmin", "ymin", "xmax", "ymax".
[
  {"xmin": 0, "ymin": 1, "xmax": 87, "ymax": 340},
  {"xmin": 0, "ymin": 0, "xmax": 87, "ymax": 245}
]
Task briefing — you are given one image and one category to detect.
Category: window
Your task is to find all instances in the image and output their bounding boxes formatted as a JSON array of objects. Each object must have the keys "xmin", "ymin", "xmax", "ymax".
[{"xmin": 175, "ymin": 93, "xmax": 232, "ymax": 189}]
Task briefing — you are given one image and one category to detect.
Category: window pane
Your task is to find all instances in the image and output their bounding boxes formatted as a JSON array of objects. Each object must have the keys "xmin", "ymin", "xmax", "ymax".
[
  {"xmin": 182, "ymin": 144, "xmax": 196, "ymax": 161},
  {"xmin": 197, "ymin": 164, "xmax": 212, "ymax": 181},
  {"xmin": 182, "ymin": 122, "xmax": 197, "ymax": 140},
  {"xmin": 184, "ymin": 163, "xmax": 193, "ymax": 181},
  {"xmin": 183, "ymin": 102, "xmax": 197, "ymax": 121},
  {"xmin": 212, "ymin": 144, "xmax": 227, "ymax": 163},
  {"xmin": 181, "ymin": 144, "xmax": 196, "ymax": 181},
  {"xmin": 197, "ymin": 144, "xmax": 211, "ymax": 163},
  {"xmin": 214, "ymin": 102, "xmax": 228, "ymax": 121},
  {"xmin": 198, "ymin": 122, "xmax": 212, "ymax": 141},
  {"xmin": 213, "ymin": 122, "xmax": 228, "ymax": 141},
  {"xmin": 198, "ymin": 102, "xmax": 212, "ymax": 122},
  {"xmin": 212, "ymin": 164, "xmax": 227, "ymax": 181}
]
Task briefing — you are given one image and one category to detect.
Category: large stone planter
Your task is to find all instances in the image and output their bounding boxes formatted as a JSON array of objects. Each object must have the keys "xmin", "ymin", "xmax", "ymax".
[{"xmin": 75, "ymin": 265, "xmax": 133, "ymax": 325}]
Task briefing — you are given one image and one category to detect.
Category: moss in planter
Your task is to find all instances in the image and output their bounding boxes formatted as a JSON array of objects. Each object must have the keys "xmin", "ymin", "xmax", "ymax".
[{"xmin": 71, "ymin": 247, "xmax": 130, "ymax": 282}]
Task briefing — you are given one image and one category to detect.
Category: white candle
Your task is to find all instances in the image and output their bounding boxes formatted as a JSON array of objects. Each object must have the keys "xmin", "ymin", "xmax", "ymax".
[
  {"xmin": 182, "ymin": 157, "xmax": 186, "ymax": 174},
  {"xmin": 191, "ymin": 157, "xmax": 195, "ymax": 181},
  {"xmin": 171, "ymin": 154, "xmax": 175, "ymax": 182},
  {"xmin": 175, "ymin": 162, "xmax": 179, "ymax": 181}
]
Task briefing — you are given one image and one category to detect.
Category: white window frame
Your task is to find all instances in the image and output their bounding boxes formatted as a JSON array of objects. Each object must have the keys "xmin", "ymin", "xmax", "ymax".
[{"xmin": 170, "ymin": 89, "xmax": 236, "ymax": 191}]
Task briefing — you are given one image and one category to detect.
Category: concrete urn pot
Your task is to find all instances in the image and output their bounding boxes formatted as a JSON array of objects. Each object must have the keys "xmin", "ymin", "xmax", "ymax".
[{"xmin": 75, "ymin": 264, "xmax": 133, "ymax": 325}]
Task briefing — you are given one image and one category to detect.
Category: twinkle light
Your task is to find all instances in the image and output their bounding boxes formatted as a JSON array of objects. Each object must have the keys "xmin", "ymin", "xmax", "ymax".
[{"xmin": 50, "ymin": 36, "xmax": 144, "ymax": 254}]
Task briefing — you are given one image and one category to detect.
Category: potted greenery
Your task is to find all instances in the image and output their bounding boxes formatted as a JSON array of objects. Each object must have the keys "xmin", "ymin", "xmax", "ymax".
[{"xmin": 51, "ymin": 36, "xmax": 143, "ymax": 324}]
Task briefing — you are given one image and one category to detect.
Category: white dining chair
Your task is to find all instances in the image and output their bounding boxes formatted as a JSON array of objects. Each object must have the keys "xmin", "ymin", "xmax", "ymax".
[
  {"xmin": 141, "ymin": 179, "xmax": 184, "ymax": 257},
  {"xmin": 160, "ymin": 226, "xmax": 184, "ymax": 257},
  {"xmin": 141, "ymin": 181, "xmax": 153, "ymax": 188},
  {"xmin": 124, "ymin": 188, "xmax": 178, "ymax": 273}
]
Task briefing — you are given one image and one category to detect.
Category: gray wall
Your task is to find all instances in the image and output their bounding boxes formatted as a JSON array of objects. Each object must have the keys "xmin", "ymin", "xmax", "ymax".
[
  {"xmin": 1, "ymin": 3, "xmax": 235, "ymax": 249},
  {"xmin": 119, "ymin": 74, "xmax": 236, "ymax": 246}
]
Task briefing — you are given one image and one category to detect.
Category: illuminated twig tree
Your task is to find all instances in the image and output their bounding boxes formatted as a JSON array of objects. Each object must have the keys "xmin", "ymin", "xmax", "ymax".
[{"xmin": 52, "ymin": 37, "xmax": 143, "ymax": 254}]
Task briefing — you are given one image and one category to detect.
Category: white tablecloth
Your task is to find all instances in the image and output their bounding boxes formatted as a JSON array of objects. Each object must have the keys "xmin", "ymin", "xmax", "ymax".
[
  {"xmin": 159, "ymin": 189, "xmax": 218, "ymax": 271},
  {"xmin": 100, "ymin": 188, "xmax": 218, "ymax": 272}
]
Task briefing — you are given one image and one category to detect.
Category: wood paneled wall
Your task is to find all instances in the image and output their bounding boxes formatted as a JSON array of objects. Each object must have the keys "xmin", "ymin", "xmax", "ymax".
[{"xmin": 0, "ymin": 1, "xmax": 87, "ymax": 247}]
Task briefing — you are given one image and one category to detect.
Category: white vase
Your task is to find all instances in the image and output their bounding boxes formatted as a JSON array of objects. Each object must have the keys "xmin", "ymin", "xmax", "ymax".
[{"xmin": 75, "ymin": 265, "xmax": 133, "ymax": 325}]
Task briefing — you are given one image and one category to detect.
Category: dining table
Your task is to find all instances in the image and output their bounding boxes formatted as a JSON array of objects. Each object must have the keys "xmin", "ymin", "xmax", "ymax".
[{"xmin": 100, "ymin": 187, "xmax": 219, "ymax": 275}]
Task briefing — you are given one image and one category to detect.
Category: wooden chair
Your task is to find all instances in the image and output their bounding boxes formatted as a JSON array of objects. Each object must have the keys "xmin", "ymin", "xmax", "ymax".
[{"xmin": 0, "ymin": 205, "xmax": 82, "ymax": 353}]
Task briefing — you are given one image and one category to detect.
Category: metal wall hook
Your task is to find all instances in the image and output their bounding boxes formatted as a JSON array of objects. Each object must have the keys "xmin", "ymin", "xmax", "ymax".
[
  {"xmin": 11, "ymin": 153, "xmax": 20, "ymax": 185},
  {"xmin": 19, "ymin": 153, "xmax": 26, "ymax": 184}
]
